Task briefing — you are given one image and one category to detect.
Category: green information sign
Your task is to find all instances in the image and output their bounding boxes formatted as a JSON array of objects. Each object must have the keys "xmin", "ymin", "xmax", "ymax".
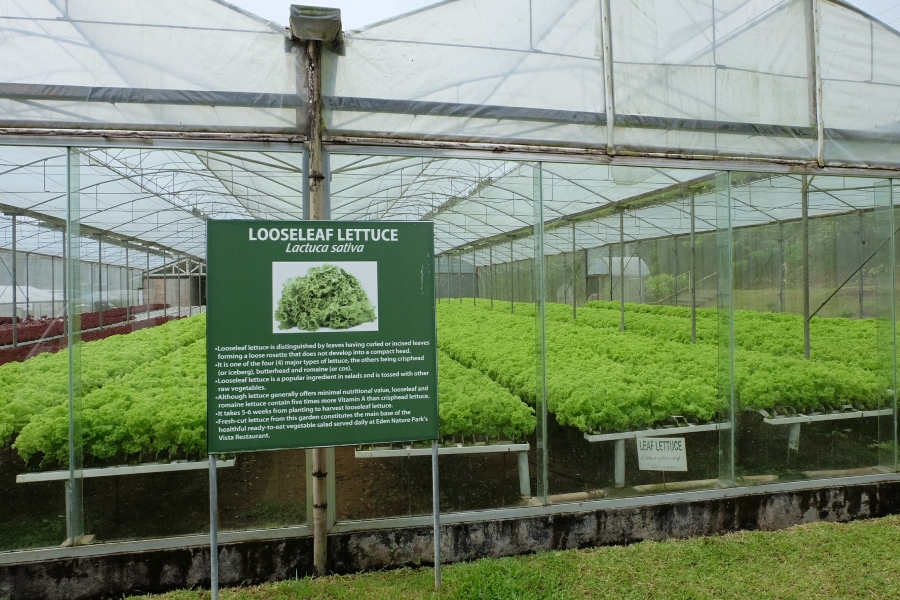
[{"xmin": 206, "ymin": 220, "xmax": 439, "ymax": 453}]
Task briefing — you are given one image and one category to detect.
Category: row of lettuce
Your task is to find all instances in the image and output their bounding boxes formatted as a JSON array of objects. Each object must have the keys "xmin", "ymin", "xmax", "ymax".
[
  {"xmin": 437, "ymin": 300, "xmax": 889, "ymax": 434},
  {"xmin": 0, "ymin": 314, "xmax": 536, "ymax": 467},
  {"xmin": 0, "ymin": 299, "xmax": 889, "ymax": 467}
]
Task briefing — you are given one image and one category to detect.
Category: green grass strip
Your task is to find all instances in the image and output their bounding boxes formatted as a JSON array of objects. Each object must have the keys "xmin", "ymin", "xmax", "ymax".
[{"xmin": 135, "ymin": 515, "xmax": 900, "ymax": 599}]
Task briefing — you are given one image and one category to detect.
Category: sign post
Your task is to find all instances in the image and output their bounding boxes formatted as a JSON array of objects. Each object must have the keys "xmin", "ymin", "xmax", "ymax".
[{"xmin": 206, "ymin": 220, "xmax": 439, "ymax": 592}]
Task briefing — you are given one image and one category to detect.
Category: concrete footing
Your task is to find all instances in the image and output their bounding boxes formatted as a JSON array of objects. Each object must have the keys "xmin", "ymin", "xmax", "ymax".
[{"xmin": 2, "ymin": 480, "xmax": 900, "ymax": 600}]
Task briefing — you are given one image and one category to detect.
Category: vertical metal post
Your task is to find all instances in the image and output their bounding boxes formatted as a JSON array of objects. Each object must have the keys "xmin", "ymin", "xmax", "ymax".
[
  {"xmin": 517, "ymin": 451, "xmax": 531, "ymax": 497},
  {"xmin": 458, "ymin": 254, "xmax": 462, "ymax": 304},
  {"xmin": 571, "ymin": 222, "xmax": 577, "ymax": 319},
  {"xmin": 97, "ymin": 237, "xmax": 103, "ymax": 328},
  {"xmin": 51, "ymin": 255, "xmax": 56, "ymax": 319},
  {"xmin": 599, "ymin": 0, "xmax": 615, "ymax": 156},
  {"xmin": 125, "ymin": 248, "xmax": 130, "ymax": 322},
  {"xmin": 209, "ymin": 454, "xmax": 219, "ymax": 600},
  {"xmin": 859, "ymin": 210, "xmax": 865, "ymax": 319},
  {"xmin": 619, "ymin": 210, "xmax": 625, "ymax": 332},
  {"xmin": 510, "ymin": 240, "xmax": 515, "ymax": 313},
  {"xmin": 65, "ymin": 147, "xmax": 83, "ymax": 546},
  {"xmin": 24, "ymin": 252, "xmax": 29, "ymax": 318},
  {"xmin": 673, "ymin": 236, "xmax": 679, "ymax": 306},
  {"xmin": 11, "ymin": 214, "xmax": 17, "ymax": 346},
  {"xmin": 473, "ymin": 248, "xmax": 476, "ymax": 306},
  {"xmin": 808, "ymin": 0, "xmax": 825, "ymax": 166},
  {"xmin": 431, "ymin": 439, "xmax": 441, "ymax": 590},
  {"xmin": 691, "ymin": 193, "xmax": 697, "ymax": 343},
  {"xmin": 609, "ymin": 244, "xmax": 613, "ymax": 301},
  {"xmin": 802, "ymin": 176, "xmax": 811, "ymax": 359},
  {"xmin": 177, "ymin": 255, "xmax": 183, "ymax": 317},
  {"xmin": 614, "ymin": 439, "xmax": 625, "ymax": 487},
  {"xmin": 489, "ymin": 245, "xmax": 494, "ymax": 309},
  {"xmin": 146, "ymin": 252, "xmax": 151, "ymax": 320},
  {"xmin": 162, "ymin": 254, "xmax": 168, "ymax": 318},
  {"xmin": 637, "ymin": 241, "xmax": 643, "ymax": 303},
  {"xmin": 778, "ymin": 221, "xmax": 785, "ymax": 313},
  {"xmin": 307, "ymin": 35, "xmax": 330, "ymax": 578}
]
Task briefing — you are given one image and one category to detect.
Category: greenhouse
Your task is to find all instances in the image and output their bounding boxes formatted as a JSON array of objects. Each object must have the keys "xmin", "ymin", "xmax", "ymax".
[{"xmin": 1, "ymin": 0, "xmax": 900, "ymax": 596}]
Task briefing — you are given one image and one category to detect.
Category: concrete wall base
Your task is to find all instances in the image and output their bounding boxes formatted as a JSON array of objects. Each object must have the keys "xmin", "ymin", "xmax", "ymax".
[{"xmin": 3, "ymin": 481, "xmax": 899, "ymax": 599}]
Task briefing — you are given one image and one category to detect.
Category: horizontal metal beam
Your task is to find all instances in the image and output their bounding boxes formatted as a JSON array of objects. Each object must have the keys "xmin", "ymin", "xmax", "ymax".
[
  {"xmin": 355, "ymin": 443, "xmax": 529, "ymax": 458},
  {"xmin": 0, "ymin": 201, "xmax": 202, "ymax": 261},
  {"xmin": 584, "ymin": 421, "xmax": 730, "ymax": 443},
  {"xmin": 17, "ymin": 458, "xmax": 235, "ymax": 483}
]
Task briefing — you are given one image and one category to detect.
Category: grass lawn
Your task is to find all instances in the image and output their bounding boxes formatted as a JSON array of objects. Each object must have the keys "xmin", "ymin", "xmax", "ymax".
[{"xmin": 136, "ymin": 515, "xmax": 900, "ymax": 600}]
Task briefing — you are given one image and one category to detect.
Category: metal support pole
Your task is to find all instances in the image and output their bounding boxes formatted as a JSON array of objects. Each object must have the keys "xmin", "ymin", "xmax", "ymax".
[
  {"xmin": 473, "ymin": 248, "xmax": 476, "ymax": 306},
  {"xmin": 97, "ymin": 237, "xmax": 103, "ymax": 328},
  {"xmin": 146, "ymin": 252, "xmax": 151, "ymax": 320},
  {"xmin": 307, "ymin": 36, "xmax": 330, "ymax": 578},
  {"xmin": 489, "ymin": 245, "xmax": 494, "ymax": 309},
  {"xmin": 177, "ymin": 256, "xmax": 183, "ymax": 318},
  {"xmin": 24, "ymin": 252, "xmax": 29, "ymax": 318},
  {"xmin": 458, "ymin": 254, "xmax": 462, "ymax": 304},
  {"xmin": 778, "ymin": 221, "xmax": 785, "ymax": 313},
  {"xmin": 571, "ymin": 222, "xmax": 577, "ymax": 319},
  {"xmin": 802, "ymin": 176, "xmax": 811, "ymax": 359},
  {"xmin": 510, "ymin": 240, "xmax": 515, "ymax": 313},
  {"xmin": 609, "ymin": 244, "xmax": 613, "ymax": 301},
  {"xmin": 209, "ymin": 454, "xmax": 219, "ymax": 600},
  {"xmin": 637, "ymin": 241, "xmax": 643, "ymax": 303},
  {"xmin": 517, "ymin": 451, "xmax": 531, "ymax": 498},
  {"xmin": 673, "ymin": 236, "xmax": 679, "ymax": 306},
  {"xmin": 431, "ymin": 439, "xmax": 441, "ymax": 590},
  {"xmin": 858, "ymin": 211, "xmax": 864, "ymax": 319},
  {"xmin": 614, "ymin": 439, "xmax": 625, "ymax": 487},
  {"xmin": 691, "ymin": 193, "xmax": 697, "ymax": 343},
  {"xmin": 619, "ymin": 210, "xmax": 625, "ymax": 332},
  {"xmin": 599, "ymin": 0, "xmax": 615, "ymax": 156},
  {"xmin": 51, "ymin": 255, "xmax": 56, "ymax": 319},
  {"xmin": 125, "ymin": 248, "xmax": 129, "ymax": 322},
  {"xmin": 162, "ymin": 254, "xmax": 168, "ymax": 318},
  {"xmin": 11, "ymin": 214, "xmax": 17, "ymax": 346}
]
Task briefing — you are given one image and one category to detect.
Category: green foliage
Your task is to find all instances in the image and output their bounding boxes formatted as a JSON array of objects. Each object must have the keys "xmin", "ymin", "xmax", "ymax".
[
  {"xmin": 0, "ymin": 315, "xmax": 207, "ymax": 449},
  {"xmin": 437, "ymin": 300, "xmax": 884, "ymax": 434},
  {"xmin": 438, "ymin": 351, "xmax": 535, "ymax": 441},
  {"xmin": 15, "ymin": 339, "xmax": 207, "ymax": 466},
  {"xmin": 274, "ymin": 264, "xmax": 376, "ymax": 331}
]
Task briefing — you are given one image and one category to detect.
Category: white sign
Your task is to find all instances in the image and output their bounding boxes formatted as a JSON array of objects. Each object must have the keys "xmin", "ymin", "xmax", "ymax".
[{"xmin": 637, "ymin": 437, "xmax": 688, "ymax": 471}]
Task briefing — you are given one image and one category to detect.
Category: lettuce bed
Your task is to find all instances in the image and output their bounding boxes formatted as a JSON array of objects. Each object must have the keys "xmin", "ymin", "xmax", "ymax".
[{"xmin": 436, "ymin": 300, "xmax": 885, "ymax": 435}]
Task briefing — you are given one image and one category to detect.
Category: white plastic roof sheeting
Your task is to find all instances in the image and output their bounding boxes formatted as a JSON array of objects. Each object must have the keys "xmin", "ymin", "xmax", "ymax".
[
  {"xmin": 1, "ymin": 0, "xmax": 898, "ymax": 165},
  {"xmin": 324, "ymin": 0, "xmax": 900, "ymax": 167},
  {"xmin": 0, "ymin": 0, "xmax": 305, "ymax": 132}
]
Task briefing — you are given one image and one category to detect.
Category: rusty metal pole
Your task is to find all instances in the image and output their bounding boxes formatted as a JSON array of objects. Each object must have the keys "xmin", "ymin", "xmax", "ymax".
[{"xmin": 307, "ymin": 36, "xmax": 329, "ymax": 577}]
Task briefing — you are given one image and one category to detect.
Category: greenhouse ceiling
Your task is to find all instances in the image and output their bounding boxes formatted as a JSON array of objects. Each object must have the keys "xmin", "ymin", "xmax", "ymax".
[{"xmin": 0, "ymin": 0, "xmax": 898, "ymax": 263}]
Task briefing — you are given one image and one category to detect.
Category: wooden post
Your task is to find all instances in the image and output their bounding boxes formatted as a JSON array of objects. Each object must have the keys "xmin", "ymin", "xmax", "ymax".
[{"xmin": 307, "ymin": 36, "xmax": 330, "ymax": 577}]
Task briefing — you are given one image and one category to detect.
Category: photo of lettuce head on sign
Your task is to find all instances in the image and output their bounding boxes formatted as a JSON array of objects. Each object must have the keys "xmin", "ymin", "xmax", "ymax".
[{"xmin": 273, "ymin": 262, "xmax": 378, "ymax": 333}]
